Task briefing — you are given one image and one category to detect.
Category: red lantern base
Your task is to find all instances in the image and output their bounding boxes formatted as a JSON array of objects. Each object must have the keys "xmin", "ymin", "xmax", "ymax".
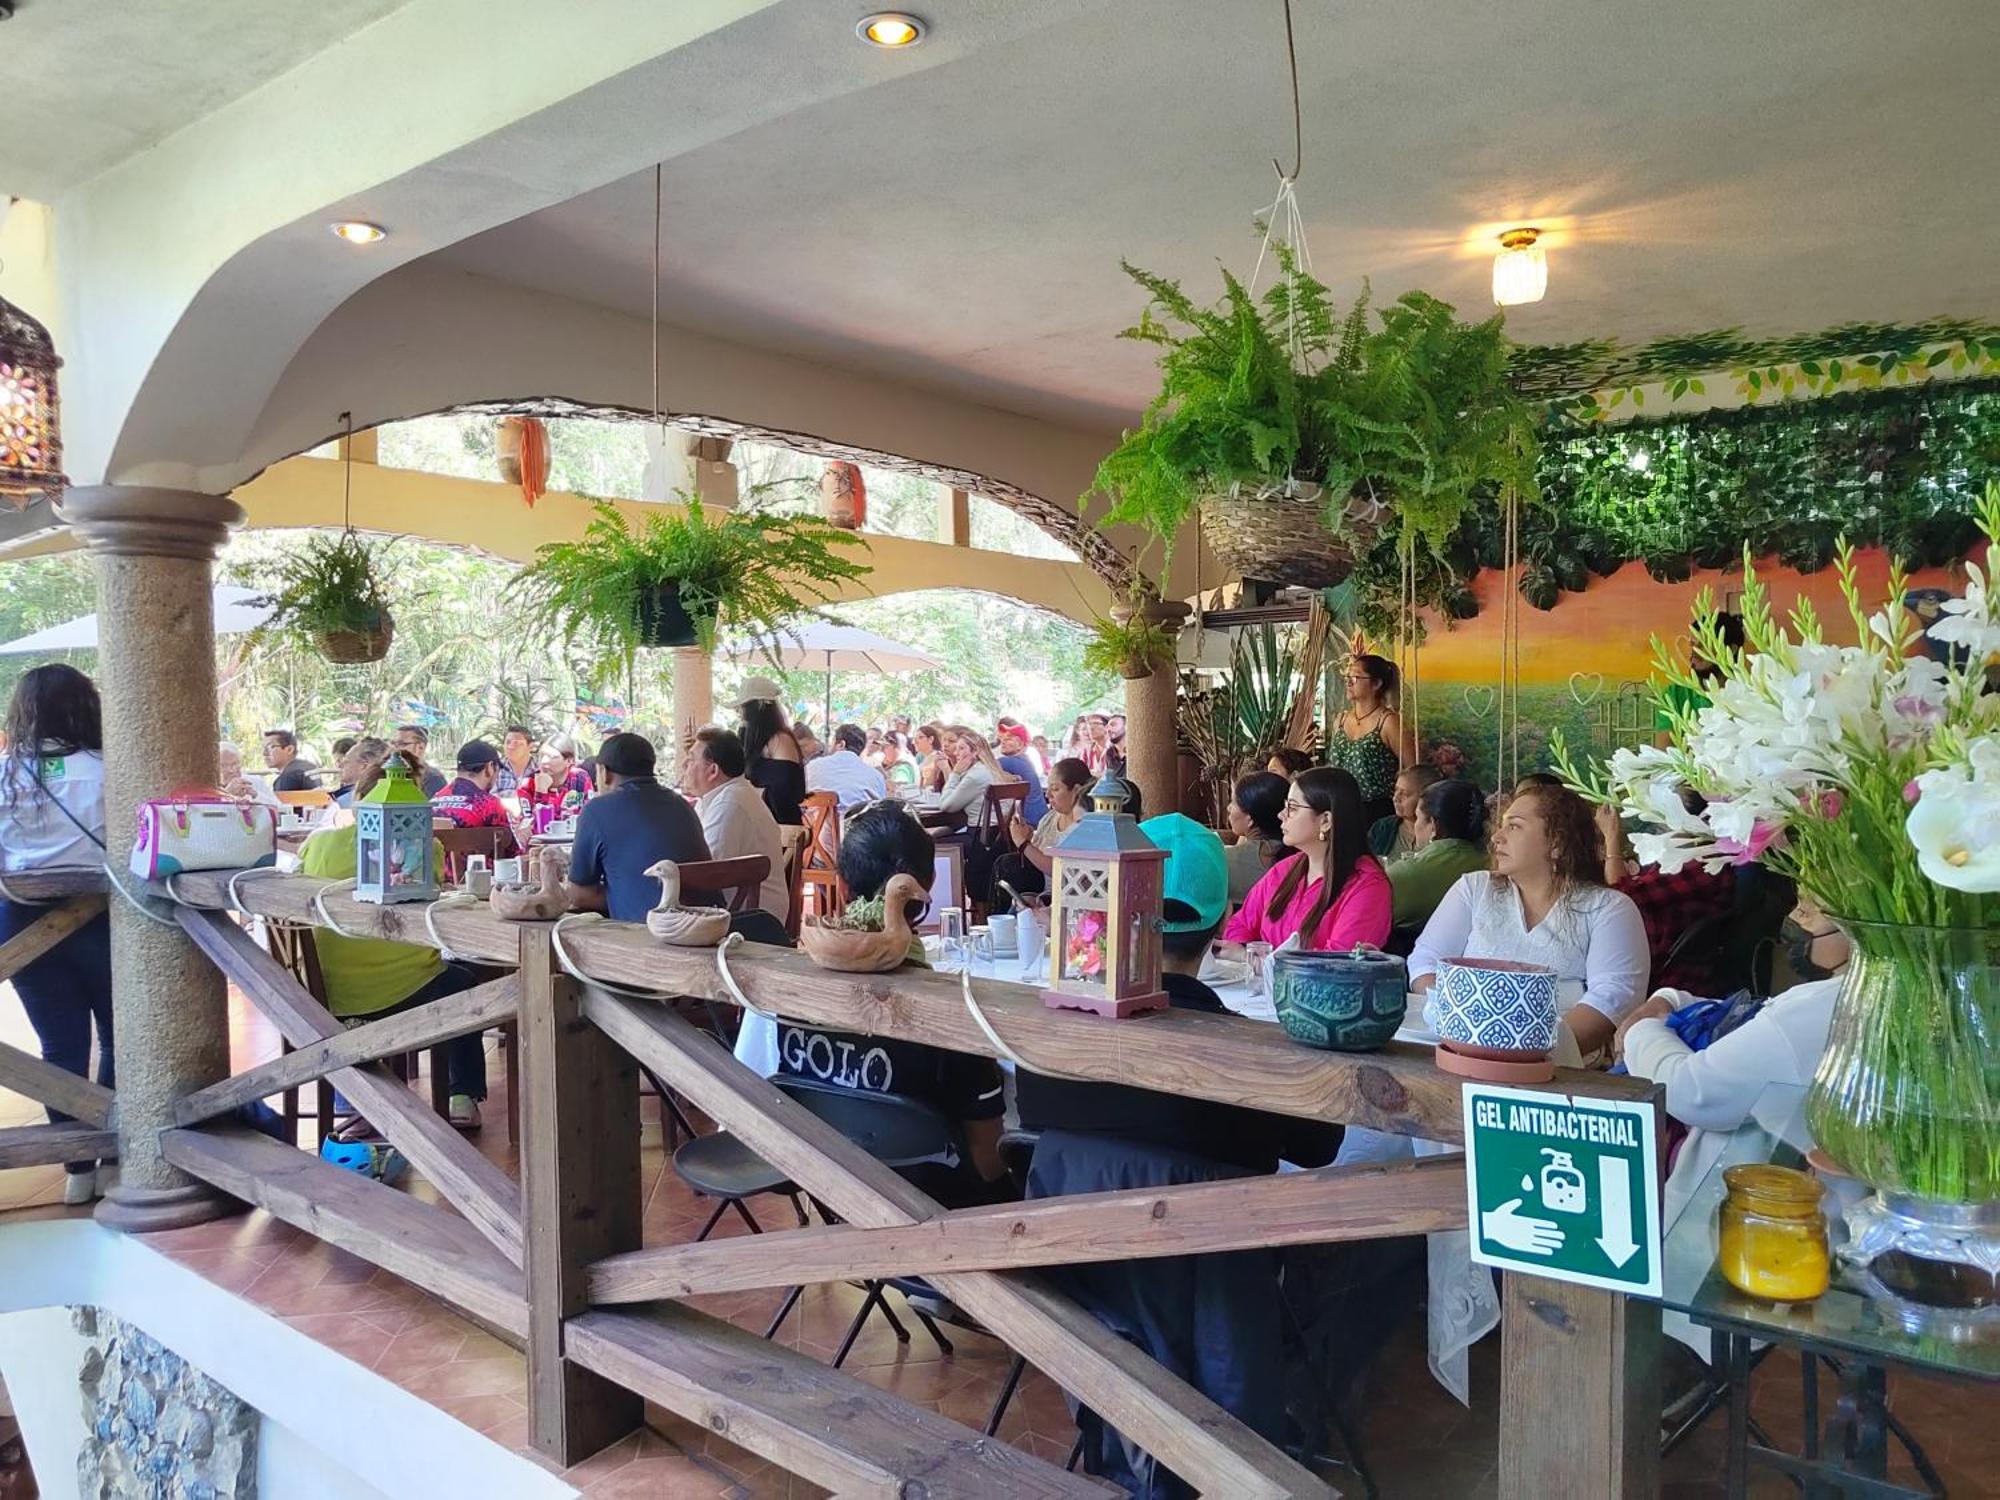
[{"xmin": 1042, "ymin": 987, "xmax": 1170, "ymax": 1019}]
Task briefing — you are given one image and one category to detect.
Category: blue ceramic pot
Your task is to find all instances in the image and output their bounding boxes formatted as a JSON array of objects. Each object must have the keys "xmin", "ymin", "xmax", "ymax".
[{"xmin": 1271, "ymin": 947, "xmax": 1408, "ymax": 1052}]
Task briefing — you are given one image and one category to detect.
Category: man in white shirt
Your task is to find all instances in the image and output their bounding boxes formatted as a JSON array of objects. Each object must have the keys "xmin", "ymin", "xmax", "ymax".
[
  {"xmin": 804, "ymin": 723, "xmax": 886, "ymax": 811},
  {"xmin": 683, "ymin": 726, "xmax": 791, "ymax": 927}
]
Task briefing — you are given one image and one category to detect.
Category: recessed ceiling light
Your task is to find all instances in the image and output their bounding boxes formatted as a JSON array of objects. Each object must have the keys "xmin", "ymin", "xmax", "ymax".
[
  {"xmin": 856, "ymin": 11, "xmax": 925, "ymax": 47},
  {"xmin": 1492, "ymin": 227, "xmax": 1547, "ymax": 307},
  {"xmin": 329, "ymin": 221, "xmax": 386, "ymax": 246}
]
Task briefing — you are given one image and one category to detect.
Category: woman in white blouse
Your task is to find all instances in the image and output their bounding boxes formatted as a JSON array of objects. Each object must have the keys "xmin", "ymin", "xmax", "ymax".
[{"xmin": 1410, "ymin": 780, "xmax": 1649, "ymax": 1062}]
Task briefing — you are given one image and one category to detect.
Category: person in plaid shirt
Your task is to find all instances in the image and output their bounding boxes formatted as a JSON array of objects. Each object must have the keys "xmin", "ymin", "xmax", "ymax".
[
  {"xmin": 433, "ymin": 740, "xmax": 520, "ymax": 854},
  {"xmin": 494, "ymin": 725, "xmax": 537, "ymax": 797},
  {"xmin": 1597, "ymin": 799, "xmax": 1732, "ymax": 993},
  {"xmin": 520, "ymin": 737, "xmax": 592, "ymax": 824}
]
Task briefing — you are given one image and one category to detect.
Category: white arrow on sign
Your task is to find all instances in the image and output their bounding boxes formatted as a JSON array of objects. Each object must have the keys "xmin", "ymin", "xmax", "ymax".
[{"xmin": 1595, "ymin": 1154, "xmax": 1640, "ymax": 1268}]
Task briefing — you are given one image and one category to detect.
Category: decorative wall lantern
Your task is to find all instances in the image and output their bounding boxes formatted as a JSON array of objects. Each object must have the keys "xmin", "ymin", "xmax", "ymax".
[
  {"xmin": 0, "ymin": 294, "xmax": 66, "ymax": 504},
  {"xmin": 1041, "ymin": 770, "xmax": 1169, "ymax": 1018},
  {"xmin": 354, "ymin": 762, "xmax": 438, "ymax": 905},
  {"xmin": 820, "ymin": 460, "xmax": 867, "ymax": 529}
]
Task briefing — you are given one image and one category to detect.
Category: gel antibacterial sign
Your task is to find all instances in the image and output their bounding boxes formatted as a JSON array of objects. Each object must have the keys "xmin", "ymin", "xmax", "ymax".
[{"xmin": 1463, "ymin": 1084, "xmax": 1663, "ymax": 1298}]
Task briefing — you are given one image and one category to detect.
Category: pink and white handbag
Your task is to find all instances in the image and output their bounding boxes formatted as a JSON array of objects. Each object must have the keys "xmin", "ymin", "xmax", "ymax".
[{"xmin": 128, "ymin": 791, "xmax": 278, "ymax": 880}]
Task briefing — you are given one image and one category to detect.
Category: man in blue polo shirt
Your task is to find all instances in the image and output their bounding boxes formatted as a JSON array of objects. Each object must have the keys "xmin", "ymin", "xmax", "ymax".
[{"xmin": 563, "ymin": 732, "xmax": 710, "ymax": 921}]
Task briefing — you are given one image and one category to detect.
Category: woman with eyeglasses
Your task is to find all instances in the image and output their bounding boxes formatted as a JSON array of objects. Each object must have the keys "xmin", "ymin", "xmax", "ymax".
[
  {"xmin": 1220, "ymin": 767, "xmax": 1391, "ymax": 951},
  {"xmin": 1324, "ymin": 654, "xmax": 1413, "ymax": 830}
]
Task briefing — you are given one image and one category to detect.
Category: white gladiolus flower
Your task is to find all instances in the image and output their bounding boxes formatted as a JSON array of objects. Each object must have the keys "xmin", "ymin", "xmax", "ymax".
[
  {"xmin": 1928, "ymin": 559, "xmax": 2000, "ymax": 665},
  {"xmin": 1905, "ymin": 737, "xmax": 2000, "ymax": 893}
]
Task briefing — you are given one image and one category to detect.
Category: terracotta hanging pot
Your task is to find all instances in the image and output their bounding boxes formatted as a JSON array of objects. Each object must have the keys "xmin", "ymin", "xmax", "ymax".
[
  {"xmin": 820, "ymin": 461, "xmax": 867, "ymax": 530},
  {"xmin": 496, "ymin": 416, "xmax": 550, "ymax": 507}
]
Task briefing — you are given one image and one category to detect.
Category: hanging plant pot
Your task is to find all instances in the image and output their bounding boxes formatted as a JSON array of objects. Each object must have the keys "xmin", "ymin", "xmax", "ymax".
[
  {"xmin": 820, "ymin": 461, "xmax": 867, "ymax": 530},
  {"xmin": 635, "ymin": 582, "xmax": 714, "ymax": 648},
  {"xmin": 1118, "ymin": 655, "xmax": 1156, "ymax": 681},
  {"xmin": 1197, "ymin": 477, "xmax": 1379, "ymax": 589},
  {"xmin": 315, "ymin": 609, "xmax": 395, "ymax": 664},
  {"xmin": 1645, "ymin": 551, "xmax": 1696, "ymax": 584}
]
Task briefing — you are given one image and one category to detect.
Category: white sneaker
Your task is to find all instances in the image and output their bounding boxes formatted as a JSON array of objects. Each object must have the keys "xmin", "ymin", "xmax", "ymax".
[
  {"xmin": 448, "ymin": 1094, "xmax": 482, "ymax": 1131},
  {"xmin": 62, "ymin": 1170, "xmax": 97, "ymax": 1206}
]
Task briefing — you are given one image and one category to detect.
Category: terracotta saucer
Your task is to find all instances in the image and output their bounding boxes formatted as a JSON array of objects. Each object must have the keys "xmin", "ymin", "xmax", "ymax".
[{"xmin": 1436, "ymin": 1039, "xmax": 1555, "ymax": 1084}]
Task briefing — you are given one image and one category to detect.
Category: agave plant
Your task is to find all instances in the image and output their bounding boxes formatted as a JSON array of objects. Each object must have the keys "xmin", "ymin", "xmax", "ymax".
[{"xmin": 1175, "ymin": 625, "xmax": 1317, "ymax": 821}]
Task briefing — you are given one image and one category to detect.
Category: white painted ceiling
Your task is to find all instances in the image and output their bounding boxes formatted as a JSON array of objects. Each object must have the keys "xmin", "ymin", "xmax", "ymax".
[
  {"xmin": 435, "ymin": 0, "xmax": 2000, "ymax": 430},
  {"xmin": 2, "ymin": 0, "xmax": 417, "ymax": 198}
]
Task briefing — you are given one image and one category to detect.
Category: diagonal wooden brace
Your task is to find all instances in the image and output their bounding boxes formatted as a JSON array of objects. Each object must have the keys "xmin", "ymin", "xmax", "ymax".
[
  {"xmin": 581, "ymin": 986, "xmax": 1336, "ymax": 1500},
  {"xmin": 177, "ymin": 907, "xmax": 524, "ymax": 1267}
]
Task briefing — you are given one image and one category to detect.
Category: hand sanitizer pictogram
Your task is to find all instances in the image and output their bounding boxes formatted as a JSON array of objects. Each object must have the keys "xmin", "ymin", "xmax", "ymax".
[{"xmin": 1538, "ymin": 1149, "xmax": 1588, "ymax": 1215}]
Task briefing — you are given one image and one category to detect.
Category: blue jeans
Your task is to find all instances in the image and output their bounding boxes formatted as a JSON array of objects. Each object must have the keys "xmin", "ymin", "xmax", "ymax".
[
  {"xmin": 1, "ymin": 897, "xmax": 114, "ymax": 1173},
  {"xmin": 336, "ymin": 962, "xmax": 488, "ymax": 1104}
]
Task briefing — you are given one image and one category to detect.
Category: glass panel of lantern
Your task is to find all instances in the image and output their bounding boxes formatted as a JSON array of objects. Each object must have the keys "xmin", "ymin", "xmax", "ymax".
[
  {"xmin": 1041, "ymin": 771, "xmax": 1169, "ymax": 1019},
  {"xmin": 354, "ymin": 761, "xmax": 438, "ymax": 904},
  {"xmin": 0, "ymin": 294, "xmax": 67, "ymax": 501}
]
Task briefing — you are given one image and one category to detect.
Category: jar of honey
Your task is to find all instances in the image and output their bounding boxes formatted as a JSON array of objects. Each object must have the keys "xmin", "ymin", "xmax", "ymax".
[{"xmin": 1716, "ymin": 1164, "xmax": 1830, "ymax": 1302}]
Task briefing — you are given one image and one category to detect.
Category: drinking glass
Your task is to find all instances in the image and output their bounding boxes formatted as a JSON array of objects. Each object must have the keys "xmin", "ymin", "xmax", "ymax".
[
  {"xmin": 939, "ymin": 905, "xmax": 966, "ymax": 970},
  {"xmin": 1246, "ymin": 941, "xmax": 1274, "ymax": 998}
]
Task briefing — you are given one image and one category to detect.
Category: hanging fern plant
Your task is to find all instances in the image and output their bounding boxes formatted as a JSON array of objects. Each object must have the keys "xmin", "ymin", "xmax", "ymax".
[{"xmin": 251, "ymin": 530, "xmax": 398, "ymax": 664}]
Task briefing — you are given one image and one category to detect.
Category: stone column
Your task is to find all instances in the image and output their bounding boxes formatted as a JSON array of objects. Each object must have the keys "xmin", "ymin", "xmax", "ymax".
[
  {"xmin": 58, "ymin": 486, "xmax": 244, "ymax": 1231},
  {"xmin": 1118, "ymin": 599, "xmax": 1190, "ymax": 822},
  {"xmin": 669, "ymin": 647, "xmax": 714, "ymax": 782}
]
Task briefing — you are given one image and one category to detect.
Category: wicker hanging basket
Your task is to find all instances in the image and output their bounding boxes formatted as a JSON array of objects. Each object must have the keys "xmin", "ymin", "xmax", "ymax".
[
  {"xmin": 314, "ymin": 610, "xmax": 395, "ymax": 664},
  {"xmin": 1197, "ymin": 478, "xmax": 1387, "ymax": 590}
]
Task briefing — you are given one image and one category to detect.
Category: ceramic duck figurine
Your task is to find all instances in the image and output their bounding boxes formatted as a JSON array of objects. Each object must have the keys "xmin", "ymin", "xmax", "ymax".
[
  {"xmin": 798, "ymin": 871, "xmax": 928, "ymax": 972},
  {"xmin": 491, "ymin": 845, "xmax": 571, "ymax": 922},
  {"xmin": 642, "ymin": 860, "xmax": 731, "ymax": 947}
]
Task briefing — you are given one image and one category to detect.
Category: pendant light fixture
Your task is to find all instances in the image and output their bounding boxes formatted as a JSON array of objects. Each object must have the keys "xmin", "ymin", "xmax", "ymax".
[
  {"xmin": 0, "ymin": 289, "xmax": 66, "ymax": 504},
  {"xmin": 1492, "ymin": 227, "xmax": 1548, "ymax": 307}
]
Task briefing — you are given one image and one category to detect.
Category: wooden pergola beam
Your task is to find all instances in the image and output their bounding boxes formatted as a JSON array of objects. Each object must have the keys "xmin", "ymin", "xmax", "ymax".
[{"xmin": 589, "ymin": 1154, "xmax": 1466, "ymax": 1302}]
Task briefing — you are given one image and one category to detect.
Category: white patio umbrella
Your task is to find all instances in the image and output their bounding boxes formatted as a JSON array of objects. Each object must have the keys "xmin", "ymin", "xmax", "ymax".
[
  {"xmin": 720, "ymin": 621, "xmax": 943, "ymax": 730},
  {"xmin": 0, "ymin": 584, "xmax": 273, "ymax": 655}
]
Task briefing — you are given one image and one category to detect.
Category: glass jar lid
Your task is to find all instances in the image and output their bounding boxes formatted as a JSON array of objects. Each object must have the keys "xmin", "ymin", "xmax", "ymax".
[{"xmin": 1723, "ymin": 1163, "xmax": 1825, "ymax": 1216}]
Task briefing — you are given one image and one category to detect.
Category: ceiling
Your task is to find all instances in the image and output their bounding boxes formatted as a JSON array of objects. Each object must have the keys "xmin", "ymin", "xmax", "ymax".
[
  {"xmin": 435, "ymin": 0, "xmax": 2000, "ymax": 431},
  {"xmin": 2, "ymin": 0, "xmax": 417, "ymax": 199}
]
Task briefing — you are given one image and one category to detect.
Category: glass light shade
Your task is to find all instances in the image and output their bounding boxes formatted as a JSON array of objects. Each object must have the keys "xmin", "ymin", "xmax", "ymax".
[
  {"xmin": 857, "ymin": 12, "xmax": 924, "ymax": 46},
  {"xmin": 1492, "ymin": 238, "xmax": 1548, "ymax": 307},
  {"xmin": 0, "ymin": 294, "xmax": 65, "ymax": 501}
]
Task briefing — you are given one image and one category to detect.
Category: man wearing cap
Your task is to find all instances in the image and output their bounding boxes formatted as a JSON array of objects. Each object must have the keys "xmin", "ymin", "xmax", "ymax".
[
  {"xmin": 993, "ymin": 718, "xmax": 1048, "ymax": 825},
  {"xmin": 565, "ymin": 732, "xmax": 712, "ymax": 922},
  {"xmin": 1017, "ymin": 812, "xmax": 1343, "ymax": 1493},
  {"xmin": 804, "ymin": 722, "xmax": 887, "ymax": 812},
  {"xmin": 432, "ymin": 740, "xmax": 520, "ymax": 854}
]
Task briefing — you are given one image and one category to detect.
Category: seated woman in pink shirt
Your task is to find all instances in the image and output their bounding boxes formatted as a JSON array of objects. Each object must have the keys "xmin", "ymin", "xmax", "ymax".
[{"xmin": 1222, "ymin": 766, "xmax": 1392, "ymax": 951}]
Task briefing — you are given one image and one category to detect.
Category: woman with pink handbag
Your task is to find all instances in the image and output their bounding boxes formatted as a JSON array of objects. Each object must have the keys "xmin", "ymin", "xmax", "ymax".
[{"xmin": 0, "ymin": 664, "xmax": 115, "ymax": 1205}]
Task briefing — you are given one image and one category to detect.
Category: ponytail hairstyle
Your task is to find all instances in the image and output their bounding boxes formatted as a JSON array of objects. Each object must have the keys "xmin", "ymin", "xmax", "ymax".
[
  {"xmin": 1419, "ymin": 777, "xmax": 1488, "ymax": 845},
  {"xmin": 1350, "ymin": 653, "xmax": 1400, "ymax": 710},
  {"xmin": 1265, "ymin": 766, "xmax": 1369, "ymax": 944}
]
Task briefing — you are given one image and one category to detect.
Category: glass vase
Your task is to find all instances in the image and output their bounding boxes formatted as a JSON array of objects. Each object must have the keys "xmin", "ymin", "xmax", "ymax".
[{"xmin": 1807, "ymin": 919, "xmax": 1999, "ymax": 1206}]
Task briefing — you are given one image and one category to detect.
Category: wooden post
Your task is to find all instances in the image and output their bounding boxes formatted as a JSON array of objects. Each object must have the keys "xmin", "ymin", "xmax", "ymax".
[
  {"xmin": 1498, "ymin": 1273, "xmax": 1661, "ymax": 1498},
  {"xmin": 518, "ymin": 925, "xmax": 643, "ymax": 1464},
  {"xmin": 938, "ymin": 485, "xmax": 971, "ymax": 546}
]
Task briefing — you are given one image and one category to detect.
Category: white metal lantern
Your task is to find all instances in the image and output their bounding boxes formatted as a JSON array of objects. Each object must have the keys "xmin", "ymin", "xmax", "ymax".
[{"xmin": 1041, "ymin": 771, "xmax": 1168, "ymax": 1019}]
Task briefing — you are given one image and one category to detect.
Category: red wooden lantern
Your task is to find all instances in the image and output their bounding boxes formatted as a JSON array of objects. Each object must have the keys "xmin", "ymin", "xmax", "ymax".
[{"xmin": 0, "ymin": 294, "xmax": 65, "ymax": 505}]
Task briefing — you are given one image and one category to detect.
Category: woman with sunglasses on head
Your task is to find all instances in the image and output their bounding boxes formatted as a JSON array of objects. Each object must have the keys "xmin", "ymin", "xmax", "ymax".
[{"xmin": 1220, "ymin": 767, "xmax": 1391, "ymax": 951}]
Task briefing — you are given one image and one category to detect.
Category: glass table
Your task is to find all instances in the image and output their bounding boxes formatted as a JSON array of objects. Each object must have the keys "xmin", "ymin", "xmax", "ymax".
[{"xmin": 1656, "ymin": 1082, "xmax": 1997, "ymax": 1496}]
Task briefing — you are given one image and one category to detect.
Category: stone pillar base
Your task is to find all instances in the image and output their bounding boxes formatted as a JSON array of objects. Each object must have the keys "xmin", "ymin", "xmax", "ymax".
[{"xmin": 95, "ymin": 1180, "xmax": 241, "ymax": 1233}]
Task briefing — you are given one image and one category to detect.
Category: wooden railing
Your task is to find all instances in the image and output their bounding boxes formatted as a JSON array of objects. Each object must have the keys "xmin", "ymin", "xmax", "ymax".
[
  {"xmin": 0, "ymin": 869, "xmax": 117, "ymax": 1173},
  {"xmin": 6, "ymin": 866, "xmax": 1666, "ymax": 1497}
]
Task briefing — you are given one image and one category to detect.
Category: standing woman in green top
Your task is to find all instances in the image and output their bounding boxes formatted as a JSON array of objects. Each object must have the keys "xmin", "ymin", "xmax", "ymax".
[
  {"xmin": 1386, "ymin": 778, "xmax": 1491, "ymax": 940},
  {"xmin": 1325, "ymin": 654, "xmax": 1412, "ymax": 830}
]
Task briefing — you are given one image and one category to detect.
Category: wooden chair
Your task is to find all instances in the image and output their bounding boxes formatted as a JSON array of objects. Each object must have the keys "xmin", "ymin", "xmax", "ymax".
[
  {"xmin": 435, "ymin": 823, "xmax": 517, "ymax": 882},
  {"xmin": 798, "ymin": 791, "xmax": 845, "ymax": 924},
  {"xmin": 778, "ymin": 825, "xmax": 810, "ymax": 940},
  {"xmin": 675, "ymin": 854, "xmax": 772, "ymax": 915},
  {"xmin": 973, "ymin": 780, "xmax": 1030, "ymax": 847}
]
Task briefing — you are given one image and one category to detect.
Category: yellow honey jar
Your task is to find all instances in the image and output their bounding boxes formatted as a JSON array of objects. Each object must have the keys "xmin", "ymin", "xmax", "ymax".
[{"xmin": 1716, "ymin": 1164, "xmax": 1830, "ymax": 1302}]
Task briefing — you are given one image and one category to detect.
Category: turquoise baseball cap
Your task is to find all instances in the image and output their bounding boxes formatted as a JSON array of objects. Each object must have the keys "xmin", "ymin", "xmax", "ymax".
[{"xmin": 1138, "ymin": 813, "xmax": 1229, "ymax": 932}]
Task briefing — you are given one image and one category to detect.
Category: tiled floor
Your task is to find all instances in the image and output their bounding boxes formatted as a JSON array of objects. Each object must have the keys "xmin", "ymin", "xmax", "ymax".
[{"xmin": 5, "ymin": 982, "xmax": 1995, "ymax": 1497}]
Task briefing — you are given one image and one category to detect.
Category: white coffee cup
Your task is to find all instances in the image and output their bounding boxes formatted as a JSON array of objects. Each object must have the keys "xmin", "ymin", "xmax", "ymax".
[
  {"xmin": 493, "ymin": 856, "xmax": 524, "ymax": 886},
  {"xmin": 988, "ymin": 912, "xmax": 1018, "ymax": 954}
]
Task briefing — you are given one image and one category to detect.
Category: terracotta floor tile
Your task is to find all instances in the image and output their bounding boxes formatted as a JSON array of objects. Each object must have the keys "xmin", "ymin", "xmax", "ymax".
[
  {"xmin": 562, "ymin": 1430, "xmax": 646, "ymax": 1485},
  {"xmin": 582, "ymin": 1455, "xmax": 732, "ymax": 1499},
  {"xmin": 429, "ymin": 1390, "xmax": 528, "ymax": 1433},
  {"xmin": 400, "ymin": 1354, "xmax": 525, "ymax": 1403}
]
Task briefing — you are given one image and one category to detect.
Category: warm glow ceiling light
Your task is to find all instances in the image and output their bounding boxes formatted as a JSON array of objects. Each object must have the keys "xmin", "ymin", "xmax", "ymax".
[
  {"xmin": 856, "ymin": 11, "xmax": 925, "ymax": 47},
  {"xmin": 1492, "ymin": 227, "xmax": 1547, "ymax": 307},
  {"xmin": 329, "ymin": 220, "xmax": 386, "ymax": 245}
]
